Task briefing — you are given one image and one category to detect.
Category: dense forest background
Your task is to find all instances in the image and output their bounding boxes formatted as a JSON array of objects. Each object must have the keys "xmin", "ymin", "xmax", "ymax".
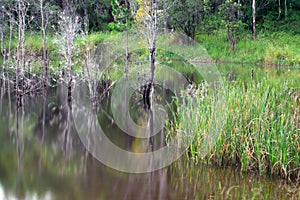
[
  {"xmin": 1, "ymin": 0, "xmax": 300, "ymax": 36},
  {"xmin": 0, "ymin": 0, "xmax": 299, "ymax": 87}
]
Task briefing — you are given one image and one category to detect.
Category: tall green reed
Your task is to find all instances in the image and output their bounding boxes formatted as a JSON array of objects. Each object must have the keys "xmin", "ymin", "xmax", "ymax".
[{"xmin": 167, "ymin": 71, "xmax": 300, "ymax": 179}]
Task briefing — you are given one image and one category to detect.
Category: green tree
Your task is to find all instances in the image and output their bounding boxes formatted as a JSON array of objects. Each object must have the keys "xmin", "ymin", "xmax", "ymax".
[
  {"xmin": 168, "ymin": 0, "xmax": 204, "ymax": 39},
  {"xmin": 76, "ymin": 0, "xmax": 112, "ymax": 32},
  {"xmin": 219, "ymin": 0, "xmax": 242, "ymax": 51},
  {"xmin": 109, "ymin": 0, "xmax": 132, "ymax": 32}
]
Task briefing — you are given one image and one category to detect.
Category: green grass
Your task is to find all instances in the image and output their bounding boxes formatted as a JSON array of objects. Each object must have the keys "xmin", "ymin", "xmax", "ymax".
[
  {"xmin": 1, "ymin": 31, "xmax": 299, "ymax": 80},
  {"xmin": 1, "ymin": 30, "xmax": 299, "ymax": 180},
  {"xmin": 196, "ymin": 31, "xmax": 300, "ymax": 66},
  {"xmin": 167, "ymin": 66, "xmax": 300, "ymax": 179},
  {"xmin": 0, "ymin": 33, "xmax": 103, "ymax": 77}
]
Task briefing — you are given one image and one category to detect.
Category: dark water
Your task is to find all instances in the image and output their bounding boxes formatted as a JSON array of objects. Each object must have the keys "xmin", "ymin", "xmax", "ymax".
[{"xmin": 0, "ymin": 82, "xmax": 299, "ymax": 200}]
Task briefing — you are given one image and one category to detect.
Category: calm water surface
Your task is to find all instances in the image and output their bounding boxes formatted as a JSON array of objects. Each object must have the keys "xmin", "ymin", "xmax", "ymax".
[{"xmin": 0, "ymin": 67, "xmax": 299, "ymax": 200}]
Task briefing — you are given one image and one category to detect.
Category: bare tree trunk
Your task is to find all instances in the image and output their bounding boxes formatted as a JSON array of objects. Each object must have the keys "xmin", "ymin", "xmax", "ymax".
[
  {"xmin": 0, "ymin": 14, "xmax": 5, "ymax": 92},
  {"xmin": 19, "ymin": 1, "xmax": 26, "ymax": 97},
  {"xmin": 0, "ymin": 13, "xmax": 4, "ymax": 56},
  {"xmin": 84, "ymin": 50, "xmax": 93, "ymax": 100},
  {"xmin": 252, "ymin": 0, "xmax": 257, "ymax": 40},
  {"xmin": 150, "ymin": 0, "xmax": 158, "ymax": 86},
  {"xmin": 138, "ymin": 0, "xmax": 158, "ymax": 112},
  {"xmin": 238, "ymin": 0, "xmax": 241, "ymax": 20},
  {"xmin": 277, "ymin": 0, "xmax": 281, "ymax": 20},
  {"xmin": 231, "ymin": 38, "xmax": 235, "ymax": 52},
  {"xmin": 16, "ymin": 1, "xmax": 22, "ymax": 107},
  {"xmin": 93, "ymin": 61, "xmax": 97, "ymax": 101},
  {"xmin": 82, "ymin": 0, "xmax": 89, "ymax": 34},
  {"xmin": 66, "ymin": 13, "xmax": 74, "ymax": 104},
  {"xmin": 67, "ymin": 46, "xmax": 73, "ymax": 104},
  {"xmin": 8, "ymin": 15, "xmax": 13, "ymax": 64},
  {"xmin": 149, "ymin": 47, "xmax": 156, "ymax": 85},
  {"xmin": 163, "ymin": 0, "xmax": 168, "ymax": 34},
  {"xmin": 39, "ymin": 2, "xmax": 48, "ymax": 168},
  {"xmin": 27, "ymin": 60, "xmax": 30, "ymax": 80},
  {"xmin": 21, "ymin": 3, "xmax": 26, "ymax": 79},
  {"xmin": 227, "ymin": 30, "xmax": 235, "ymax": 52},
  {"xmin": 58, "ymin": 4, "xmax": 80, "ymax": 105},
  {"xmin": 8, "ymin": 76, "xmax": 11, "ymax": 114},
  {"xmin": 6, "ymin": 11, "xmax": 14, "ymax": 112},
  {"xmin": 0, "ymin": 7, "xmax": 4, "ymax": 79},
  {"xmin": 284, "ymin": 0, "xmax": 287, "ymax": 18},
  {"xmin": 15, "ymin": 1, "xmax": 27, "ymax": 105},
  {"xmin": 125, "ymin": 0, "xmax": 129, "ymax": 79},
  {"xmin": 147, "ymin": 0, "xmax": 158, "ymax": 147},
  {"xmin": 40, "ymin": 0, "xmax": 48, "ymax": 88},
  {"xmin": 6, "ymin": 17, "xmax": 13, "ymax": 106}
]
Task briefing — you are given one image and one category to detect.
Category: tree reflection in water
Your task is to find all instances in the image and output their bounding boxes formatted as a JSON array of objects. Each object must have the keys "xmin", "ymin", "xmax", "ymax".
[{"xmin": 0, "ymin": 84, "xmax": 298, "ymax": 199}]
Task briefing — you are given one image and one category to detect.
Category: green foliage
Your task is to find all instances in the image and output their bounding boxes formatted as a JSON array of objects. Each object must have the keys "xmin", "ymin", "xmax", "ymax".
[
  {"xmin": 109, "ymin": 0, "xmax": 132, "ymax": 32},
  {"xmin": 76, "ymin": 0, "xmax": 112, "ymax": 32},
  {"xmin": 167, "ymin": 0, "xmax": 204, "ymax": 39},
  {"xmin": 199, "ymin": 14, "xmax": 222, "ymax": 34},
  {"xmin": 1, "ymin": 0, "xmax": 300, "ymax": 36},
  {"xmin": 219, "ymin": 0, "xmax": 241, "ymax": 29},
  {"xmin": 262, "ymin": 11, "xmax": 300, "ymax": 34},
  {"xmin": 167, "ymin": 66, "xmax": 300, "ymax": 178},
  {"xmin": 218, "ymin": 0, "xmax": 242, "ymax": 51},
  {"xmin": 196, "ymin": 31, "xmax": 300, "ymax": 66}
]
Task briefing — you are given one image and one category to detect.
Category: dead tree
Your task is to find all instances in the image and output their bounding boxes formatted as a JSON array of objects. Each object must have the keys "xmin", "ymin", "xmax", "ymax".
[
  {"xmin": 16, "ymin": 1, "xmax": 28, "ymax": 107},
  {"xmin": 57, "ymin": 3, "xmax": 81, "ymax": 104},
  {"xmin": 252, "ymin": 0, "xmax": 257, "ymax": 40},
  {"xmin": 0, "ymin": 4, "xmax": 5, "ymax": 91},
  {"xmin": 0, "ymin": 3, "xmax": 16, "ymax": 101},
  {"xmin": 132, "ymin": 0, "xmax": 159, "ymax": 109},
  {"xmin": 40, "ymin": 0, "xmax": 50, "ymax": 89}
]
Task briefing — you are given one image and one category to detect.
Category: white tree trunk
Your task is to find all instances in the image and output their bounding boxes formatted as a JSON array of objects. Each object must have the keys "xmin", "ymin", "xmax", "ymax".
[
  {"xmin": 150, "ymin": 0, "xmax": 157, "ymax": 85},
  {"xmin": 0, "ymin": 9, "xmax": 5, "ymax": 90},
  {"xmin": 125, "ymin": 0, "xmax": 129, "ymax": 79},
  {"xmin": 40, "ymin": 0, "xmax": 48, "ymax": 89},
  {"xmin": 284, "ymin": 0, "xmax": 287, "ymax": 18},
  {"xmin": 238, "ymin": 0, "xmax": 241, "ymax": 20},
  {"xmin": 252, "ymin": 0, "xmax": 257, "ymax": 40},
  {"xmin": 277, "ymin": 0, "xmax": 281, "ymax": 20},
  {"xmin": 16, "ymin": 1, "xmax": 22, "ymax": 107}
]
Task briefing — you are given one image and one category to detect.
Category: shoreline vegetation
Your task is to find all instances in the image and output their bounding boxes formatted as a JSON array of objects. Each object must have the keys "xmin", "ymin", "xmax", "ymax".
[
  {"xmin": 1, "ymin": 31, "xmax": 300, "ymax": 71},
  {"xmin": 1, "ymin": 31, "xmax": 300, "ymax": 178},
  {"xmin": 1, "ymin": 30, "xmax": 299, "ymax": 180},
  {"xmin": 196, "ymin": 32, "xmax": 300, "ymax": 68},
  {"xmin": 0, "ymin": 1, "xmax": 299, "ymax": 198},
  {"xmin": 171, "ymin": 71, "xmax": 300, "ymax": 180}
]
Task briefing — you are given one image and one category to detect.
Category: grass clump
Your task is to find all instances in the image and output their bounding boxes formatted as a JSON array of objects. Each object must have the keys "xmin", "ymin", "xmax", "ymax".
[{"xmin": 168, "ymin": 67, "xmax": 300, "ymax": 179}]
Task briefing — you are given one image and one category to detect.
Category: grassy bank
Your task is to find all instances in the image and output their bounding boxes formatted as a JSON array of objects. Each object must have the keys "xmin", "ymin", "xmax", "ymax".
[
  {"xmin": 1, "ymin": 30, "xmax": 300, "ymax": 180},
  {"xmin": 168, "ymin": 66, "xmax": 300, "ymax": 179},
  {"xmin": 1, "ymin": 32, "xmax": 110, "ymax": 75},
  {"xmin": 196, "ymin": 31, "xmax": 300, "ymax": 67},
  {"xmin": 2, "ymin": 31, "xmax": 299, "ymax": 77}
]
